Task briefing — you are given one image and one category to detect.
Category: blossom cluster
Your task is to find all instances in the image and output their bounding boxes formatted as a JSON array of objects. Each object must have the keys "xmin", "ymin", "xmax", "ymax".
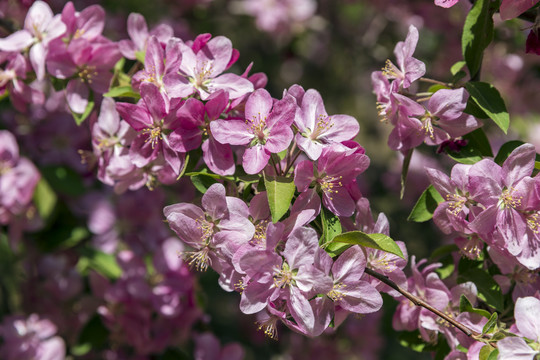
[
  {"xmin": 372, "ymin": 25, "xmax": 481, "ymax": 153},
  {"xmin": 427, "ymin": 143, "xmax": 540, "ymax": 271}
]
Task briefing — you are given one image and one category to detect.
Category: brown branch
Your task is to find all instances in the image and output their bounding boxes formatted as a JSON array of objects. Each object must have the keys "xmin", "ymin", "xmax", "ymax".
[{"xmin": 364, "ymin": 267, "xmax": 496, "ymax": 347}]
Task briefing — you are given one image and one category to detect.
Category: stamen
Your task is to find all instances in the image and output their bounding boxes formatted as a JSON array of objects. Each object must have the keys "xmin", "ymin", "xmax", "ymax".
[{"xmin": 327, "ymin": 282, "xmax": 347, "ymax": 301}]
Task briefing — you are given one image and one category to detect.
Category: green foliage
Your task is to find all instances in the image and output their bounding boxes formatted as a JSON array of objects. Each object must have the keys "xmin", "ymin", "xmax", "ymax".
[
  {"xmin": 264, "ymin": 174, "xmax": 295, "ymax": 223},
  {"xmin": 493, "ymin": 140, "xmax": 540, "ymax": 166},
  {"xmin": 319, "ymin": 207, "xmax": 342, "ymax": 246},
  {"xmin": 408, "ymin": 185, "xmax": 444, "ymax": 222},
  {"xmin": 325, "ymin": 231, "xmax": 405, "ymax": 259},
  {"xmin": 459, "ymin": 295, "xmax": 492, "ymax": 319},
  {"xmin": 482, "ymin": 312, "xmax": 498, "ymax": 335},
  {"xmin": 446, "ymin": 128, "xmax": 493, "ymax": 164},
  {"xmin": 104, "ymin": 85, "xmax": 141, "ymax": 99},
  {"xmin": 465, "ymin": 82, "xmax": 509, "ymax": 134},
  {"xmin": 33, "ymin": 177, "xmax": 58, "ymax": 221},
  {"xmin": 462, "ymin": 0, "xmax": 494, "ymax": 78},
  {"xmin": 458, "ymin": 268, "xmax": 504, "ymax": 312}
]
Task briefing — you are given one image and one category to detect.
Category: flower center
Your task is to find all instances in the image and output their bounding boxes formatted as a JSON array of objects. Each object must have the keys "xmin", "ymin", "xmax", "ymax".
[
  {"xmin": 78, "ymin": 65, "xmax": 98, "ymax": 84},
  {"xmin": 327, "ymin": 282, "xmax": 347, "ymax": 301},
  {"xmin": 309, "ymin": 114, "xmax": 334, "ymax": 141},
  {"xmin": 498, "ymin": 188, "xmax": 522, "ymax": 209},
  {"xmin": 318, "ymin": 175, "xmax": 343, "ymax": 200}
]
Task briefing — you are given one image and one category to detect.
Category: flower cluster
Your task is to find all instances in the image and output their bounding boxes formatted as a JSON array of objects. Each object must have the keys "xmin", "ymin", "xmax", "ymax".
[
  {"xmin": 427, "ymin": 143, "xmax": 540, "ymax": 270},
  {"xmin": 372, "ymin": 25, "xmax": 481, "ymax": 152}
]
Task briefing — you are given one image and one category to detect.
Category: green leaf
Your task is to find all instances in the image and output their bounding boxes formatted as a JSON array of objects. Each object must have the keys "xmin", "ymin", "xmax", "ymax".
[
  {"xmin": 264, "ymin": 174, "xmax": 295, "ymax": 223},
  {"xmin": 464, "ymin": 97, "xmax": 489, "ymax": 119},
  {"xmin": 400, "ymin": 148, "xmax": 414, "ymax": 199},
  {"xmin": 494, "ymin": 140, "xmax": 524, "ymax": 165},
  {"xmin": 482, "ymin": 312, "xmax": 498, "ymax": 334},
  {"xmin": 462, "ymin": 0, "xmax": 494, "ymax": 78},
  {"xmin": 407, "ymin": 185, "xmax": 444, "ymax": 222},
  {"xmin": 434, "ymin": 254, "xmax": 455, "ymax": 280},
  {"xmin": 33, "ymin": 178, "xmax": 57, "ymax": 221},
  {"xmin": 190, "ymin": 174, "xmax": 218, "ymax": 194},
  {"xmin": 320, "ymin": 207, "xmax": 342, "ymax": 246},
  {"xmin": 135, "ymin": 50, "xmax": 146, "ymax": 64},
  {"xmin": 459, "ymin": 294, "xmax": 492, "ymax": 318},
  {"xmin": 70, "ymin": 95, "xmax": 95, "ymax": 126},
  {"xmin": 326, "ymin": 231, "xmax": 405, "ymax": 259},
  {"xmin": 486, "ymin": 349, "xmax": 499, "ymax": 360},
  {"xmin": 104, "ymin": 85, "xmax": 140, "ymax": 99},
  {"xmin": 458, "ymin": 268, "xmax": 504, "ymax": 311},
  {"xmin": 479, "ymin": 345, "xmax": 496, "ymax": 360},
  {"xmin": 446, "ymin": 128, "xmax": 493, "ymax": 164},
  {"xmin": 428, "ymin": 84, "xmax": 450, "ymax": 93},
  {"xmin": 465, "ymin": 82, "xmax": 509, "ymax": 134},
  {"xmin": 450, "ymin": 61, "xmax": 466, "ymax": 76},
  {"xmin": 77, "ymin": 247, "xmax": 122, "ymax": 279}
]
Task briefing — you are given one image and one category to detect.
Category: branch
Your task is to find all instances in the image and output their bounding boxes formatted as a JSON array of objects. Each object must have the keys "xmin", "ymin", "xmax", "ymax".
[{"xmin": 364, "ymin": 267, "xmax": 496, "ymax": 347}]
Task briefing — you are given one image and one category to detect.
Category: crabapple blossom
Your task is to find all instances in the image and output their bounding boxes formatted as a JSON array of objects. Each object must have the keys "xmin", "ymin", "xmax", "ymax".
[
  {"xmin": 175, "ymin": 35, "xmax": 254, "ymax": 100},
  {"xmin": 290, "ymin": 87, "xmax": 360, "ymax": 160},
  {"xmin": 0, "ymin": 314, "xmax": 66, "ymax": 360},
  {"xmin": 118, "ymin": 12, "xmax": 174, "ymax": 60},
  {"xmin": 211, "ymin": 88, "xmax": 296, "ymax": 174},
  {"xmin": 468, "ymin": 143, "xmax": 540, "ymax": 270},
  {"xmin": 498, "ymin": 296, "xmax": 540, "ymax": 359},
  {"xmin": 381, "ymin": 25, "xmax": 425, "ymax": 89},
  {"xmin": 0, "ymin": 1, "xmax": 66, "ymax": 80}
]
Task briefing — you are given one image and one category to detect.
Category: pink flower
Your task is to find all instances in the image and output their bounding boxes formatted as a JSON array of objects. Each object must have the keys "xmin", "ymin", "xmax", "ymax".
[
  {"xmin": 175, "ymin": 35, "xmax": 254, "ymax": 100},
  {"xmin": 498, "ymin": 296, "xmax": 540, "ymax": 359},
  {"xmin": 0, "ymin": 1, "xmax": 66, "ymax": 80},
  {"xmin": 0, "ymin": 314, "xmax": 66, "ymax": 360},
  {"xmin": 211, "ymin": 88, "xmax": 296, "ymax": 174},
  {"xmin": 291, "ymin": 87, "xmax": 360, "ymax": 160},
  {"xmin": 118, "ymin": 12, "xmax": 174, "ymax": 60},
  {"xmin": 382, "ymin": 25, "xmax": 425, "ymax": 89},
  {"xmin": 468, "ymin": 144, "xmax": 540, "ymax": 270}
]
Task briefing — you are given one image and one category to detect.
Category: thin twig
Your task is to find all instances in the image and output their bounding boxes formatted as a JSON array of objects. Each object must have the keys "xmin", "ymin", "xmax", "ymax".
[{"xmin": 364, "ymin": 267, "xmax": 496, "ymax": 347}]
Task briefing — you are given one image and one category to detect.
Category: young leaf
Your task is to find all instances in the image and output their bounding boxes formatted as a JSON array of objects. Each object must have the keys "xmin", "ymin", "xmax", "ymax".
[
  {"xmin": 326, "ymin": 231, "xmax": 405, "ymax": 259},
  {"xmin": 458, "ymin": 294, "xmax": 492, "ymax": 318},
  {"xmin": 465, "ymin": 82, "xmax": 509, "ymax": 134},
  {"xmin": 462, "ymin": 0, "xmax": 494, "ymax": 78},
  {"xmin": 104, "ymin": 85, "xmax": 140, "ymax": 99},
  {"xmin": 482, "ymin": 312, "xmax": 498, "ymax": 334},
  {"xmin": 479, "ymin": 345, "xmax": 497, "ymax": 360},
  {"xmin": 450, "ymin": 60, "xmax": 466, "ymax": 76},
  {"xmin": 407, "ymin": 185, "xmax": 444, "ymax": 222},
  {"xmin": 264, "ymin": 174, "xmax": 295, "ymax": 223}
]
